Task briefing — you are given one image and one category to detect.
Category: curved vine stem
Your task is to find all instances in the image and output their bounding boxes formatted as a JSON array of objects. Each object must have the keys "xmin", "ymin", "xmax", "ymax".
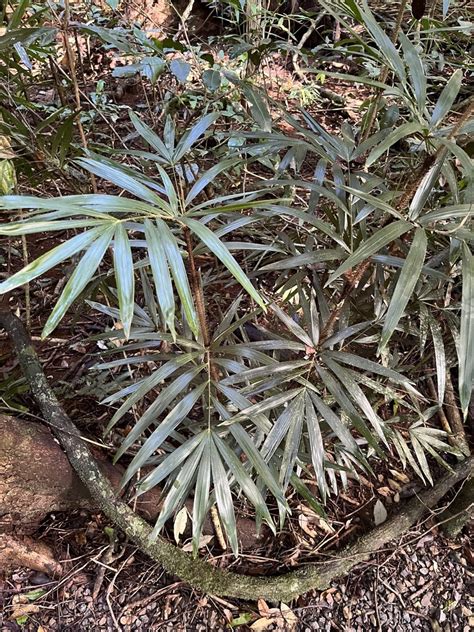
[{"xmin": 0, "ymin": 309, "xmax": 471, "ymax": 602}]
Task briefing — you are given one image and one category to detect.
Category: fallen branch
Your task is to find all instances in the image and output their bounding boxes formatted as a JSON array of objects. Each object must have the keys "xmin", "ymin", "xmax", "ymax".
[
  {"xmin": 0, "ymin": 310, "xmax": 471, "ymax": 602},
  {"xmin": 0, "ymin": 535, "xmax": 62, "ymax": 577},
  {"xmin": 440, "ymin": 477, "xmax": 474, "ymax": 538}
]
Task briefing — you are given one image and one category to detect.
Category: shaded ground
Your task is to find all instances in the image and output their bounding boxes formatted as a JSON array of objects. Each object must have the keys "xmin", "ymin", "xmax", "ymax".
[{"xmin": 1, "ymin": 518, "xmax": 472, "ymax": 631}]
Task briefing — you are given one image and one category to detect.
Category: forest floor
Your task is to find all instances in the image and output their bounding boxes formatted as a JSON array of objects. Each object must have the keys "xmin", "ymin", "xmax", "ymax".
[{"xmin": 1, "ymin": 519, "xmax": 472, "ymax": 631}]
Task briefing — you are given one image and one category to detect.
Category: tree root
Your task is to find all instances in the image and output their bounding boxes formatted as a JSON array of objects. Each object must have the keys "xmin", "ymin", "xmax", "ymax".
[
  {"xmin": 0, "ymin": 310, "xmax": 472, "ymax": 602},
  {"xmin": 440, "ymin": 477, "xmax": 474, "ymax": 538},
  {"xmin": 0, "ymin": 534, "xmax": 62, "ymax": 576}
]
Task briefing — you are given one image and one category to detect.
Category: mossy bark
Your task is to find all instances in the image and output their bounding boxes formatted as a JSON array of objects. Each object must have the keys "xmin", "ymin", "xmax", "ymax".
[
  {"xmin": 440, "ymin": 477, "xmax": 474, "ymax": 538},
  {"xmin": 1, "ymin": 310, "xmax": 472, "ymax": 602}
]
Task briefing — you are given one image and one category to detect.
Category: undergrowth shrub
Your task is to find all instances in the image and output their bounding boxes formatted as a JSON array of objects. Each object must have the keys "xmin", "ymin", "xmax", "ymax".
[{"xmin": 0, "ymin": 0, "xmax": 471, "ymax": 554}]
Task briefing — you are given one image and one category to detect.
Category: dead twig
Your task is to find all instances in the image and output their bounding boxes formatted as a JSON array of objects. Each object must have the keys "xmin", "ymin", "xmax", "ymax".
[{"xmin": 122, "ymin": 581, "xmax": 183, "ymax": 614}]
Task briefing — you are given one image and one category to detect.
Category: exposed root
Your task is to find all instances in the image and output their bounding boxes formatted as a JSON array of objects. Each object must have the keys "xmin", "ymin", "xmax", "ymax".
[{"xmin": 0, "ymin": 534, "xmax": 62, "ymax": 576}]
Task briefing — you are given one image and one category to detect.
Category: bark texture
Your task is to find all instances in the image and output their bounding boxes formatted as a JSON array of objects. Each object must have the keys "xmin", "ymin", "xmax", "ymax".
[
  {"xmin": 440, "ymin": 477, "xmax": 474, "ymax": 538},
  {"xmin": 0, "ymin": 310, "xmax": 472, "ymax": 602},
  {"xmin": 0, "ymin": 535, "xmax": 62, "ymax": 576}
]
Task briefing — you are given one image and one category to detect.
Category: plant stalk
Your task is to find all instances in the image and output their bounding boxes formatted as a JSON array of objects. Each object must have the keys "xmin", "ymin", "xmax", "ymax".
[
  {"xmin": 62, "ymin": 0, "xmax": 97, "ymax": 192},
  {"xmin": 182, "ymin": 226, "xmax": 220, "ymax": 385},
  {"xmin": 396, "ymin": 99, "xmax": 473, "ymax": 212},
  {"xmin": 445, "ymin": 371, "xmax": 470, "ymax": 457},
  {"xmin": 361, "ymin": 0, "xmax": 408, "ymax": 142}
]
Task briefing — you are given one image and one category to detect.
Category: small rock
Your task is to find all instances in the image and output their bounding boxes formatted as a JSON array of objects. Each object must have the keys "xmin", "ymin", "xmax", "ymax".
[
  {"xmin": 421, "ymin": 591, "xmax": 433, "ymax": 608},
  {"xmin": 28, "ymin": 572, "xmax": 52, "ymax": 585}
]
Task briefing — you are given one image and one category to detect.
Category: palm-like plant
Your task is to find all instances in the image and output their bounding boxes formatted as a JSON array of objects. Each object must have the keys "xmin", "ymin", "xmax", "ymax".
[
  {"xmin": 1, "ymin": 1, "xmax": 471, "ymax": 555},
  {"xmin": 1, "ymin": 111, "xmax": 294, "ymax": 552}
]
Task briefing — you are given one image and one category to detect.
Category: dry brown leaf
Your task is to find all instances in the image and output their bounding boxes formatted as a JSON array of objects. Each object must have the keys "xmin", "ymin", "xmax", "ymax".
[
  {"xmin": 374, "ymin": 499, "xmax": 388, "ymax": 526},
  {"xmin": 173, "ymin": 506, "xmax": 188, "ymax": 544},
  {"xmin": 257, "ymin": 598, "xmax": 271, "ymax": 617},
  {"xmin": 250, "ymin": 617, "xmax": 274, "ymax": 631},
  {"xmin": 280, "ymin": 603, "xmax": 298, "ymax": 628},
  {"xmin": 339, "ymin": 492, "xmax": 359, "ymax": 506},
  {"xmin": 10, "ymin": 604, "xmax": 40, "ymax": 620},
  {"xmin": 298, "ymin": 514, "xmax": 317, "ymax": 538},
  {"xmin": 316, "ymin": 517, "xmax": 335, "ymax": 534},
  {"xmin": 388, "ymin": 478, "xmax": 402, "ymax": 491},
  {"xmin": 182, "ymin": 535, "xmax": 213, "ymax": 552},
  {"xmin": 297, "ymin": 503, "xmax": 320, "ymax": 518},
  {"xmin": 389, "ymin": 469, "xmax": 410, "ymax": 484}
]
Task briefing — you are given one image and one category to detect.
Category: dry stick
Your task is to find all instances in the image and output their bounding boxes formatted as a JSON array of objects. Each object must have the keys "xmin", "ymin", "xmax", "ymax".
[
  {"xmin": 15, "ymin": 166, "xmax": 31, "ymax": 330},
  {"xmin": 176, "ymin": 0, "xmax": 195, "ymax": 39},
  {"xmin": 62, "ymin": 0, "xmax": 97, "ymax": 192},
  {"xmin": 361, "ymin": 0, "xmax": 408, "ymax": 142},
  {"xmin": 292, "ymin": 14, "xmax": 347, "ymax": 107},
  {"xmin": 444, "ymin": 371, "xmax": 470, "ymax": 457},
  {"xmin": 0, "ymin": 309, "xmax": 472, "ymax": 602},
  {"xmin": 19, "ymin": 224, "xmax": 31, "ymax": 331},
  {"xmin": 48, "ymin": 57, "xmax": 67, "ymax": 108},
  {"xmin": 427, "ymin": 376, "xmax": 452, "ymax": 435},
  {"xmin": 50, "ymin": 58, "xmax": 127, "ymax": 149},
  {"xmin": 210, "ymin": 505, "xmax": 227, "ymax": 552}
]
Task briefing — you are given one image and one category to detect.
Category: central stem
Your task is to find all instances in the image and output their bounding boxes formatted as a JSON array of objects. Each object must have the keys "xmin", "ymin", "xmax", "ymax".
[
  {"xmin": 183, "ymin": 227, "xmax": 210, "ymax": 347},
  {"xmin": 182, "ymin": 227, "xmax": 220, "ymax": 386}
]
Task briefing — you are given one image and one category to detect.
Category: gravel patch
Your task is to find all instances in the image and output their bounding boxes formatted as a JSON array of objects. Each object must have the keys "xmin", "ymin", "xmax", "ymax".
[
  {"xmin": 0, "ymin": 531, "xmax": 472, "ymax": 631},
  {"xmin": 297, "ymin": 532, "xmax": 473, "ymax": 631}
]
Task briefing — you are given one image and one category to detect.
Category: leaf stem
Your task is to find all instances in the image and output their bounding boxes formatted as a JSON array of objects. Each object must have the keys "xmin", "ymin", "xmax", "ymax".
[{"xmin": 361, "ymin": 0, "xmax": 408, "ymax": 142}]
